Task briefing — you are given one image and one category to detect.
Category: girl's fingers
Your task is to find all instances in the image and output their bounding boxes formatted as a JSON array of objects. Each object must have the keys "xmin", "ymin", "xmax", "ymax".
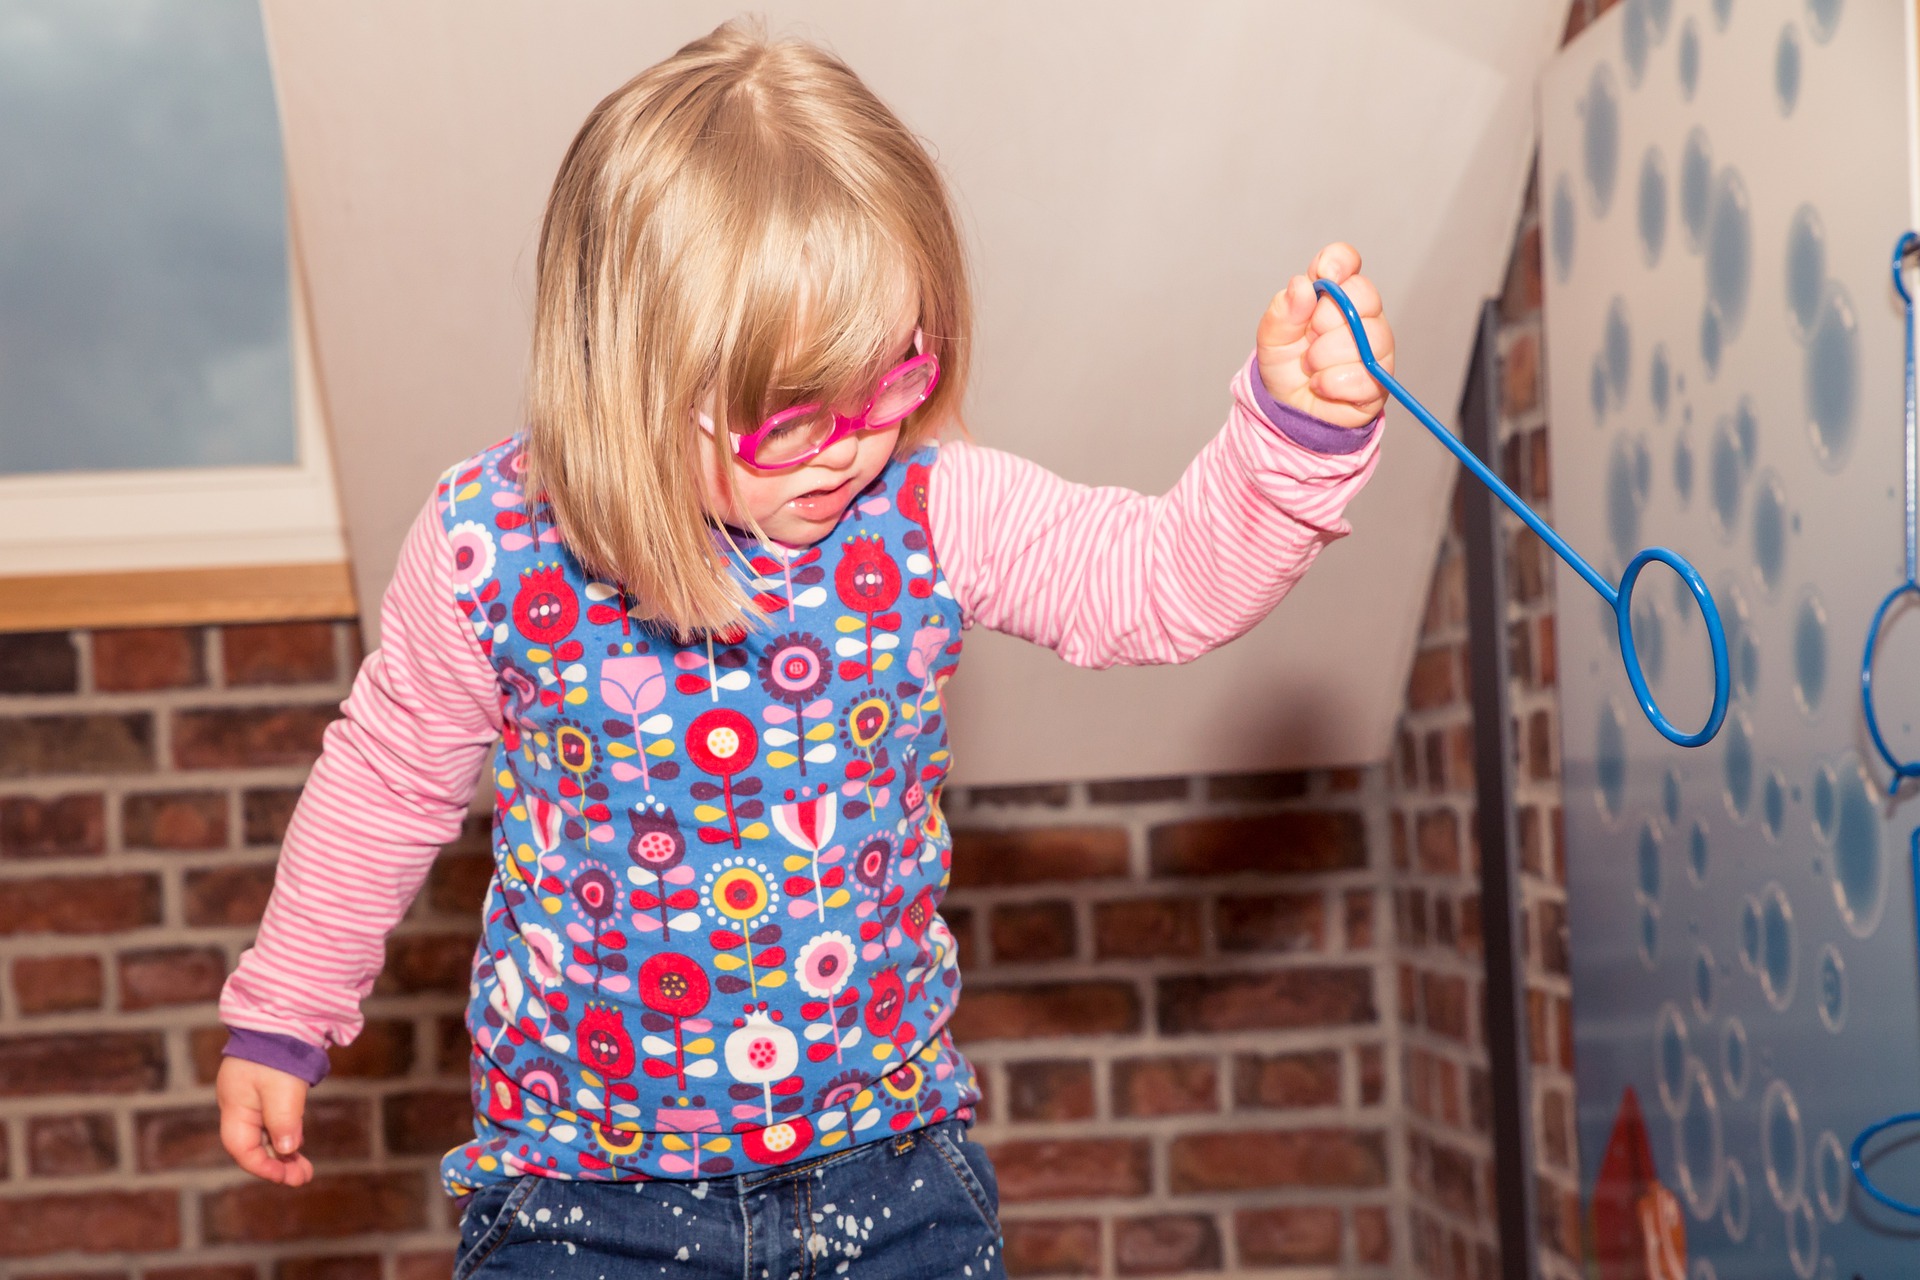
[
  {"xmin": 1308, "ymin": 241, "xmax": 1362, "ymax": 284},
  {"xmin": 259, "ymin": 1078, "xmax": 307, "ymax": 1159},
  {"xmin": 1303, "ymin": 318, "xmax": 1395, "ymax": 378},
  {"xmin": 1308, "ymin": 275, "xmax": 1384, "ymax": 334},
  {"xmin": 1311, "ymin": 363, "xmax": 1390, "ymax": 408},
  {"xmin": 1257, "ymin": 275, "xmax": 1319, "ymax": 355}
]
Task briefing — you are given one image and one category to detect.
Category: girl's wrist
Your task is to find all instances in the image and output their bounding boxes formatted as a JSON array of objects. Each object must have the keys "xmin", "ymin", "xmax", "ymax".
[
  {"xmin": 1244, "ymin": 355, "xmax": 1380, "ymax": 456},
  {"xmin": 222, "ymin": 1026, "xmax": 331, "ymax": 1085}
]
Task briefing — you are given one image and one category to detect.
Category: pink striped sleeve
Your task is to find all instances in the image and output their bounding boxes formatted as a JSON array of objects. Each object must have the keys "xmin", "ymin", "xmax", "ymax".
[
  {"xmin": 219, "ymin": 497, "xmax": 503, "ymax": 1050},
  {"xmin": 929, "ymin": 357, "xmax": 1381, "ymax": 667}
]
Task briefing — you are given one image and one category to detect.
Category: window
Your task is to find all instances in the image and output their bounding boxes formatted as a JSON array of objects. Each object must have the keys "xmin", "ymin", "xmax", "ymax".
[{"xmin": 0, "ymin": 1, "xmax": 347, "ymax": 620}]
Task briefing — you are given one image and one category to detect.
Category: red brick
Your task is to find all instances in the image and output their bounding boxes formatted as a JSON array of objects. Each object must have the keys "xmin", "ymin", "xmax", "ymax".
[
  {"xmin": 944, "ymin": 906, "xmax": 977, "ymax": 972},
  {"xmin": 965, "ymin": 783, "xmax": 1072, "ymax": 809},
  {"xmin": 1233, "ymin": 1050, "xmax": 1340, "ymax": 1110},
  {"xmin": 1538, "ymin": 899, "xmax": 1570, "ymax": 975},
  {"xmin": 146, "ymin": 1268, "xmax": 258, "ymax": 1280},
  {"xmin": 0, "ymin": 632, "xmax": 79, "ymax": 693},
  {"xmin": 1416, "ymin": 809, "xmax": 1462, "ymax": 874},
  {"xmin": 1086, "ymin": 776, "xmax": 1188, "ymax": 804},
  {"xmin": 1170, "ymin": 1129, "xmax": 1387, "ymax": 1192},
  {"xmin": 991, "ymin": 1138, "xmax": 1150, "ymax": 1200},
  {"xmin": 14, "ymin": 1271, "xmax": 130, "ymax": 1280},
  {"xmin": 436, "ymin": 1015, "xmax": 471, "ymax": 1076},
  {"xmin": 949, "ymin": 982, "xmax": 1140, "ymax": 1042},
  {"xmin": 274, "ymin": 1258, "xmax": 380, "ymax": 1280},
  {"xmin": 1359, "ymin": 1044, "xmax": 1385, "ymax": 1106},
  {"xmin": 0, "ymin": 1031, "xmax": 166, "ymax": 1096},
  {"xmin": 0, "ymin": 1189, "xmax": 179, "ymax": 1255},
  {"xmin": 424, "ymin": 848, "xmax": 492, "ymax": 917},
  {"xmin": 1215, "ymin": 892, "xmax": 1324, "ymax": 953},
  {"xmin": 0, "ymin": 794, "xmax": 105, "ymax": 858},
  {"xmin": 1502, "ymin": 221, "xmax": 1544, "ymax": 322},
  {"xmin": 1006, "ymin": 1059, "xmax": 1095, "ymax": 1122},
  {"xmin": 395, "ymin": 1253, "xmax": 458, "ymax": 1280},
  {"xmin": 13, "ymin": 953, "xmax": 104, "ymax": 1014},
  {"xmin": 948, "ymin": 827, "xmax": 1129, "ymax": 888},
  {"xmin": 375, "ymin": 933, "xmax": 479, "ymax": 995},
  {"xmin": 1114, "ymin": 1214, "xmax": 1220, "ymax": 1275},
  {"xmin": 1422, "ymin": 551, "xmax": 1466, "ymax": 638},
  {"xmin": 1354, "ymin": 1205, "xmax": 1391, "ymax": 1263},
  {"xmin": 189, "ymin": 1026, "xmax": 227, "ymax": 1084},
  {"xmin": 172, "ymin": 705, "xmax": 338, "ymax": 770},
  {"xmin": 1001, "ymin": 1219, "xmax": 1101, "ymax": 1276},
  {"xmin": 1158, "ymin": 969, "xmax": 1373, "ymax": 1035},
  {"xmin": 329, "ymin": 1019, "xmax": 416, "ymax": 1079},
  {"xmin": 990, "ymin": 901, "xmax": 1076, "ymax": 964},
  {"xmin": 1429, "ymin": 1140, "xmax": 1479, "ymax": 1217},
  {"xmin": 0, "ymin": 872, "xmax": 160, "ymax": 935},
  {"xmin": 1502, "ymin": 329, "xmax": 1540, "ymax": 418},
  {"xmin": 28, "ymin": 1112, "xmax": 118, "ymax": 1176},
  {"xmin": 1527, "ymin": 708, "xmax": 1556, "ymax": 780},
  {"xmin": 242, "ymin": 787, "xmax": 304, "ymax": 845},
  {"xmin": 383, "ymin": 1089, "xmax": 473, "ymax": 1155},
  {"xmin": 1204, "ymin": 770, "xmax": 1310, "ymax": 802},
  {"xmin": 1092, "ymin": 898, "xmax": 1202, "ymax": 959},
  {"xmin": 1111, "ymin": 1055, "xmax": 1217, "ymax": 1117},
  {"xmin": 1346, "ymin": 890, "xmax": 1376, "ymax": 949},
  {"xmin": 184, "ymin": 864, "xmax": 277, "ymax": 927},
  {"xmin": 0, "ymin": 713, "xmax": 153, "ymax": 778},
  {"xmin": 200, "ymin": 1173, "xmax": 426, "ymax": 1243},
  {"xmin": 92, "ymin": 628, "xmax": 205, "ymax": 692},
  {"xmin": 1423, "ymin": 971, "xmax": 1472, "ymax": 1041},
  {"xmin": 1235, "ymin": 1205, "xmax": 1341, "ymax": 1266},
  {"xmin": 1539, "ymin": 614, "xmax": 1559, "ymax": 687},
  {"xmin": 1407, "ymin": 645, "xmax": 1458, "ymax": 711},
  {"xmin": 223, "ymin": 622, "xmax": 338, "ymax": 686},
  {"xmin": 122, "ymin": 791, "xmax": 228, "ymax": 850},
  {"xmin": 1149, "ymin": 811, "xmax": 1365, "ymax": 878},
  {"xmin": 119, "ymin": 946, "xmax": 226, "ymax": 1011}
]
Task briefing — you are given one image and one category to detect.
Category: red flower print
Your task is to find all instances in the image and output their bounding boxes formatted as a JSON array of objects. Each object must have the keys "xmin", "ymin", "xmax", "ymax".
[
  {"xmin": 513, "ymin": 564, "xmax": 579, "ymax": 644},
  {"xmin": 835, "ymin": 532, "xmax": 901, "ymax": 614},
  {"xmin": 639, "ymin": 952, "xmax": 711, "ymax": 1019},
  {"xmin": 738, "ymin": 1115, "xmax": 814, "ymax": 1165},
  {"xmin": 896, "ymin": 461, "xmax": 932, "ymax": 528},
  {"xmin": 577, "ymin": 1002, "xmax": 635, "ymax": 1079},
  {"xmin": 863, "ymin": 966, "xmax": 905, "ymax": 1037},
  {"xmin": 900, "ymin": 886, "xmax": 936, "ymax": 944},
  {"xmin": 687, "ymin": 708, "xmax": 758, "ymax": 777}
]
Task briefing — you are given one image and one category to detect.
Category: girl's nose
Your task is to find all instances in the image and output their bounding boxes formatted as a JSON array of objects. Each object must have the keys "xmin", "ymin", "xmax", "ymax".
[{"xmin": 812, "ymin": 427, "xmax": 861, "ymax": 471}]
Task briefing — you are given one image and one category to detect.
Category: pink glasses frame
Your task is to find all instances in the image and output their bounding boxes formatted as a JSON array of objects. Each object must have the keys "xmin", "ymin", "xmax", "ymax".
[{"xmin": 718, "ymin": 347, "xmax": 942, "ymax": 471}]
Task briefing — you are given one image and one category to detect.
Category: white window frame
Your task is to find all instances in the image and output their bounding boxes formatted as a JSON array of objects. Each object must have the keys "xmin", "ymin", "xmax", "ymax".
[{"xmin": 0, "ymin": 253, "xmax": 347, "ymax": 578}]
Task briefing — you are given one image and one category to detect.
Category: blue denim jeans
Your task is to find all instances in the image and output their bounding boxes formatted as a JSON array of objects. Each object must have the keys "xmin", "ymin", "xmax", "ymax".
[{"xmin": 452, "ymin": 1121, "xmax": 1002, "ymax": 1280}]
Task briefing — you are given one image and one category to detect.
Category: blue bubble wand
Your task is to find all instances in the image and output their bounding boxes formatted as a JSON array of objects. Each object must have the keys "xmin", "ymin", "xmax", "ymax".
[
  {"xmin": 1313, "ymin": 278, "xmax": 1730, "ymax": 747},
  {"xmin": 1859, "ymin": 232, "xmax": 1920, "ymax": 792}
]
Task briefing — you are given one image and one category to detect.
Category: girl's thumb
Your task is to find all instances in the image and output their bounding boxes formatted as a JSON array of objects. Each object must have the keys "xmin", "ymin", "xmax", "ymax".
[
  {"xmin": 260, "ymin": 1081, "xmax": 306, "ymax": 1156},
  {"xmin": 1259, "ymin": 276, "xmax": 1317, "ymax": 353}
]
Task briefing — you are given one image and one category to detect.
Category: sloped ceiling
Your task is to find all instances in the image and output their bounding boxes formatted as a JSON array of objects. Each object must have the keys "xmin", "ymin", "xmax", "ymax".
[{"xmin": 263, "ymin": 1, "xmax": 1564, "ymax": 783}]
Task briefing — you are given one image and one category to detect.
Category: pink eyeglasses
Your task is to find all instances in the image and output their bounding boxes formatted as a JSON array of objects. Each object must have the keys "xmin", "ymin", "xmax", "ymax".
[{"xmin": 701, "ymin": 345, "xmax": 941, "ymax": 471}]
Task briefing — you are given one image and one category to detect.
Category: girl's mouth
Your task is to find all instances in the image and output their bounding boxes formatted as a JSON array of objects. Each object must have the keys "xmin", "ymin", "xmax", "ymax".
[{"xmin": 788, "ymin": 474, "xmax": 857, "ymax": 517}]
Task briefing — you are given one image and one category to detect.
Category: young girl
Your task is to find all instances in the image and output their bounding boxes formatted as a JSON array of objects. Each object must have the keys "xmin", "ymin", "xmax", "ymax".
[{"xmin": 215, "ymin": 18, "xmax": 1394, "ymax": 1279}]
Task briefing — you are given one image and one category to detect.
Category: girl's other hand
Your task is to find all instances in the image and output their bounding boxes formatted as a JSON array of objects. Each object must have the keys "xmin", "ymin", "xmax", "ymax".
[
  {"xmin": 1256, "ymin": 241, "xmax": 1395, "ymax": 429},
  {"xmin": 217, "ymin": 1056, "xmax": 315, "ymax": 1186}
]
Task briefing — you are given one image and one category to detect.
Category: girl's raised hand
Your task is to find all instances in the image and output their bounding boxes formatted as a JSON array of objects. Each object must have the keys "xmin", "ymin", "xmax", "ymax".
[
  {"xmin": 1256, "ymin": 242, "xmax": 1394, "ymax": 430},
  {"xmin": 217, "ymin": 1055, "xmax": 315, "ymax": 1186}
]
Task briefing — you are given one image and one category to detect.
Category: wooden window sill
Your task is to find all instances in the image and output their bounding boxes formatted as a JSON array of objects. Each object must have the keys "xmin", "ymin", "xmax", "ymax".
[{"xmin": 0, "ymin": 562, "xmax": 357, "ymax": 633}]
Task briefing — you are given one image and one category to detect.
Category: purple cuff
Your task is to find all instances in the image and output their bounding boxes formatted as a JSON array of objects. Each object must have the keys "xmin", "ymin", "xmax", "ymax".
[
  {"xmin": 223, "ymin": 1026, "xmax": 331, "ymax": 1085},
  {"xmin": 1246, "ymin": 356, "xmax": 1380, "ymax": 456}
]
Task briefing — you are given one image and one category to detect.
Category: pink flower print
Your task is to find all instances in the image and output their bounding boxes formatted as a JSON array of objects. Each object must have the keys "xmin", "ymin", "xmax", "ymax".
[{"xmin": 601, "ymin": 652, "xmax": 675, "ymax": 787}]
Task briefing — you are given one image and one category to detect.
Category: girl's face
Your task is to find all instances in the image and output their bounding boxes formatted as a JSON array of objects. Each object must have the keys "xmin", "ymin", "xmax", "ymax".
[{"xmin": 700, "ymin": 311, "xmax": 917, "ymax": 548}]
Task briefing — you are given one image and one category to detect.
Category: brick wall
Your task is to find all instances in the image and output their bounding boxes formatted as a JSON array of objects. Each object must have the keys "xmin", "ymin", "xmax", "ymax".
[
  {"xmin": 0, "ymin": 622, "xmax": 478, "ymax": 1280},
  {"xmin": 0, "ymin": 621, "xmax": 1409, "ymax": 1278},
  {"xmin": 1384, "ymin": 168, "xmax": 1580, "ymax": 1280}
]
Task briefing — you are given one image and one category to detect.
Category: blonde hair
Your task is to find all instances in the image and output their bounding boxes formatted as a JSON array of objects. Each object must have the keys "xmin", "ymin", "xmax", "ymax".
[{"xmin": 525, "ymin": 18, "xmax": 972, "ymax": 639}]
